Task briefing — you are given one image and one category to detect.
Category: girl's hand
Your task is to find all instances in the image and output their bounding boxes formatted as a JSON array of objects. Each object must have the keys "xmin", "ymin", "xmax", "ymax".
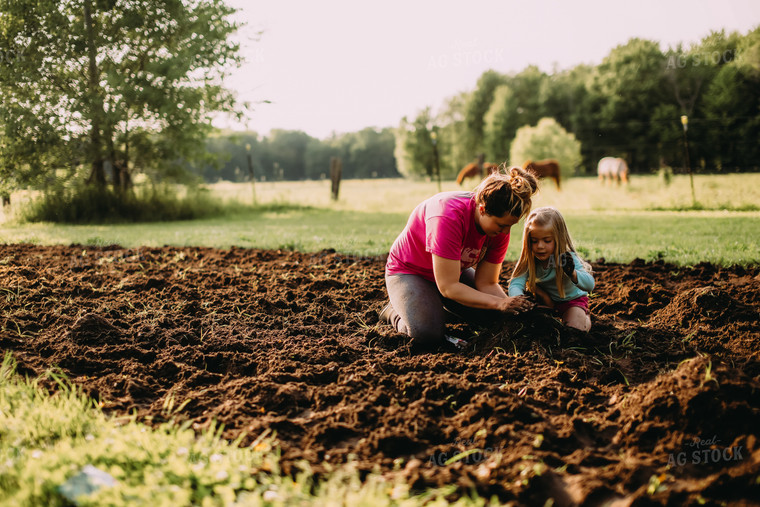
[
  {"xmin": 560, "ymin": 252, "xmax": 575, "ymax": 277},
  {"xmin": 498, "ymin": 296, "xmax": 535, "ymax": 315}
]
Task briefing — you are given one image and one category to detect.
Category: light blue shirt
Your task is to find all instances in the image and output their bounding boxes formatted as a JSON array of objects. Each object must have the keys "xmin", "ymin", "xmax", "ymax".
[{"xmin": 508, "ymin": 252, "xmax": 594, "ymax": 302}]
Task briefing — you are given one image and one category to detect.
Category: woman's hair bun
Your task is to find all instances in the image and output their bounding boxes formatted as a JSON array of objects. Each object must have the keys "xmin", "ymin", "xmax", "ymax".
[
  {"xmin": 474, "ymin": 163, "xmax": 539, "ymax": 219},
  {"xmin": 508, "ymin": 165, "xmax": 539, "ymax": 199}
]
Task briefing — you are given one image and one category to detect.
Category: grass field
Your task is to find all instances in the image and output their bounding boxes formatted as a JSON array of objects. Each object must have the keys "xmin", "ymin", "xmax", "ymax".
[{"xmin": 1, "ymin": 174, "xmax": 759, "ymax": 266}]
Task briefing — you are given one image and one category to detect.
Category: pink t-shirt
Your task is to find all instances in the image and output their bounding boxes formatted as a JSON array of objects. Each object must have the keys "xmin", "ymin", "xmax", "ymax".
[{"xmin": 385, "ymin": 191, "xmax": 510, "ymax": 282}]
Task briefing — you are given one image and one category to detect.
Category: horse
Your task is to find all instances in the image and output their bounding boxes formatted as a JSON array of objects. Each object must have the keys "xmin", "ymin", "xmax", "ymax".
[
  {"xmin": 456, "ymin": 162, "xmax": 499, "ymax": 186},
  {"xmin": 523, "ymin": 159, "xmax": 561, "ymax": 190},
  {"xmin": 597, "ymin": 157, "xmax": 629, "ymax": 185}
]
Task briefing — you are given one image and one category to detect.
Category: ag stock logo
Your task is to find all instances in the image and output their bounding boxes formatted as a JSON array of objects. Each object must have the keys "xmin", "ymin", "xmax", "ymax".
[{"xmin": 667, "ymin": 435, "xmax": 743, "ymax": 468}]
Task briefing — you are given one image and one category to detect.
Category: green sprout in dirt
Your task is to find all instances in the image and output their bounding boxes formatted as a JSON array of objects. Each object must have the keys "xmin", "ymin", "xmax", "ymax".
[{"xmin": 701, "ymin": 360, "xmax": 720, "ymax": 388}]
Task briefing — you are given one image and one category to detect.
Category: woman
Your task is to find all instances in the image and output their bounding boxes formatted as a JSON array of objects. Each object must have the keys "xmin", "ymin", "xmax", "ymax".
[{"xmin": 379, "ymin": 164, "xmax": 539, "ymax": 345}]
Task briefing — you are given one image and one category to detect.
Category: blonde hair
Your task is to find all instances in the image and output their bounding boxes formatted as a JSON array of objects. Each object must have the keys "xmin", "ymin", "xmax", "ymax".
[
  {"xmin": 473, "ymin": 163, "xmax": 539, "ymax": 220},
  {"xmin": 512, "ymin": 206, "xmax": 589, "ymax": 299}
]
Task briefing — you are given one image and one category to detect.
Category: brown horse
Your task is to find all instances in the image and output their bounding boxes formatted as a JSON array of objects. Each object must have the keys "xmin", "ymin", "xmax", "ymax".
[
  {"xmin": 456, "ymin": 162, "xmax": 499, "ymax": 186},
  {"xmin": 523, "ymin": 159, "xmax": 561, "ymax": 190}
]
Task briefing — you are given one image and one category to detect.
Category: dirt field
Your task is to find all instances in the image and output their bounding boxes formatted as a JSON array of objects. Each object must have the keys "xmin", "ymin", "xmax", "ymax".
[{"xmin": 1, "ymin": 244, "xmax": 759, "ymax": 505}]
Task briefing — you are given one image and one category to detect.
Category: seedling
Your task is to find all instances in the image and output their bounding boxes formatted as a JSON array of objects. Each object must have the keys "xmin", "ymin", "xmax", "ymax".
[
  {"xmin": 647, "ymin": 473, "xmax": 668, "ymax": 495},
  {"xmin": 701, "ymin": 361, "xmax": 719, "ymax": 388},
  {"xmin": 443, "ymin": 449, "xmax": 480, "ymax": 466}
]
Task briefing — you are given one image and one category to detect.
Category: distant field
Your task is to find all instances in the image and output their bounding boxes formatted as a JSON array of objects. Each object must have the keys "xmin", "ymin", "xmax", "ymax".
[
  {"xmin": 0, "ymin": 174, "xmax": 758, "ymax": 266},
  {"xmin": 207, "ymin": 173, "xmax": 760, "ymax": 213}
]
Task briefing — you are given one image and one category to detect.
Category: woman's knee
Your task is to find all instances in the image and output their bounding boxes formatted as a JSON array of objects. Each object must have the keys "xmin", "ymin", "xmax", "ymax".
[{"xmin": 405, "ymin": 321, "xmax": 445, "ymax": 345}]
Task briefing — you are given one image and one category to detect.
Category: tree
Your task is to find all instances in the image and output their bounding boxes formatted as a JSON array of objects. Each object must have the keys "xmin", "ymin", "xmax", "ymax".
[
  {"xmin": 394, "ymin": 109, "xmax": 435, "ymax": 179},
  {"xmin": 505, "ymin": 66, "xmax": 547, "ymax": 129},
  {"xmin": 702, "ymin": 65, "xmax": 760, "ymax": 170},
  {"xmin": 509, "ymin": 118, "xmax": 582, "ymax": 180},
  {"xmin": 541, "ymin": 64, "xmax": 599, "ymax": 172},
  {"xmin": 0, "ymin": 0, "xmax": 244, "ymax": 203},
  {"xmin": 266, "ymin": 130, "xmax": 312, "ymax": 180},
  {"xmin": 591, "ymin": 38, "xmax": 668, "ymax": 171},
  {"xmin": 662, "ymin": 30, "xmax": 742, "ymax": 170},
  {"xmin": 483, "ymin": 85, "xmax": 519, "ymax": 164},
  {"xmin": 463, "ymin": 70, "xmax": 507, "ymax": 159},
  {"xmin": 304, "ymin": 137, "xmax": 338, "ymax": 180},
  {"xmin": 480, "ymin": 67, "xmax": 551, "ymax": 167},
  {"xmin": 435, "ymin": 91, "xmax": 471, "ymax": 179},
  {"xmin": 699, "ymin": 27, "xmax": 760, "ymax": 171},
  {"xmin": 191, "ymin": 130, "xmax": 263, "ymax": 183},
  {"xmin": 336, "ymin": 128, "xmax": 398, "ymax": 179}
]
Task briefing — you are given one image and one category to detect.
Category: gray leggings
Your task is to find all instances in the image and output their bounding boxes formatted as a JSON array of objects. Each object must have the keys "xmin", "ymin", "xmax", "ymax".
[{"xmin": 384, "ymin": 268, "xmax": 500, "ymax": 345}]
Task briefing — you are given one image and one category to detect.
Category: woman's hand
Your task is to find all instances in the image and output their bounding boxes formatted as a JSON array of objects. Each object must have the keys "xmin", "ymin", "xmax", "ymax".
[{"xmin": 497, "ymin": 296, "xmax": 535, "ymax": 315}]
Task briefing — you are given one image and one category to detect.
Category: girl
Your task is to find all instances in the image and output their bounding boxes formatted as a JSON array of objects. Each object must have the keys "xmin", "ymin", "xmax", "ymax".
[
  {"xmin": 379, "ymin": 166, "xmax": 539, "ymax": 346},
  {"xmin": 509, "ymin": 206, "xmax": 594, "ymax": 331}
]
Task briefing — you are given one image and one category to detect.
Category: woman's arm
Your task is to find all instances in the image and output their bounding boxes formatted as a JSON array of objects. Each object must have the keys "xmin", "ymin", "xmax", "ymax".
[
  {"xmin": 432, "ymin": 255, "xmax": 532, "ymax": 313},
  {"xmin": 474, "ymin": 260, "xmax": 508, "ymax": 298},
  {"xmin": 508, "ymin": 271, "xmax": 527, "ymax": 297}
]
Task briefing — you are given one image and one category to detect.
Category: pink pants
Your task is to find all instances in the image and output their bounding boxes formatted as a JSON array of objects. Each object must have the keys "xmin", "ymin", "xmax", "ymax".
[{"xmin": 554, "ymin": 296, "xmax": 590, "ymax": 315}]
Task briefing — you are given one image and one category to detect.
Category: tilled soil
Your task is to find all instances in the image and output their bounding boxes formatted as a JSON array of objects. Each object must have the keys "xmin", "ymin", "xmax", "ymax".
[{"xmin": 1, "ymin": 244, "xmax": 759, "ymax": 505}]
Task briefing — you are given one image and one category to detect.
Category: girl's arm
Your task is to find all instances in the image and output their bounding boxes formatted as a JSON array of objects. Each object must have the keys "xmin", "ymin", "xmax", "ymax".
[
  {"xmin": 534, "ymin": 285, "xmax": 554, "ymax": 308},
  {"xmin": 507, "ymin": 271, "xmax": 528, "ymax": 297},
  {"xmin": 510, "ymin": 270, "xmax": 552, "ymax": 307},
  {"xmin": 571, "ymin": 254, "xmax": 595, "ymax": 291},
  {"xmin": 432, "ymin": 255, "xmax": 532, "ymax": 313}
]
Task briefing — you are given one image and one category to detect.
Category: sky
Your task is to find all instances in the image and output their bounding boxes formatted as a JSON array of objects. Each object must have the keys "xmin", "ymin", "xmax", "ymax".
[{"xmin": 216, "ymin": 0, "xmax": 760, "ymax": 139}]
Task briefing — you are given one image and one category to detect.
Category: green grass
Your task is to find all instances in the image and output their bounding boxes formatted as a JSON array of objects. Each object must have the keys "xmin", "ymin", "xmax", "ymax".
[
  {"xmin": 2, "ymin": 208, "xmax": 758, "ymax": 265},
  {"xmin": 1, "ymin": 174, "xmax": 759, "ymax": 266},
  {"xmin": 0, "ymin": 354, "xmax": 480, "ymax": 506},
  {"xmin": 0, "ymin": 207, "xmax": 408, "ymax": 256}
]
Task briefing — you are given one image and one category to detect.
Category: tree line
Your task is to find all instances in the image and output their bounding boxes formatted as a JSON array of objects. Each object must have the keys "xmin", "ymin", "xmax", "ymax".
[
  {"xmin": 396, "ymin": 27, "xmax": 760, "ymax": 180},
  {"xmin": 191, "ymin": 127, "xmax": 399, "ymax": 182}
]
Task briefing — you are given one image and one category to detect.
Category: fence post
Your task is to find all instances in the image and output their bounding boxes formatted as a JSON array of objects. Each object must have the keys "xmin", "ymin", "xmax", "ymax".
[
  {"xmin": 330, "ymin": 157, "xmax": 342, "ymax": 201},
  {"xmin": 246, "ymin": 143, "xmax": 256, "ymax": 204}
]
